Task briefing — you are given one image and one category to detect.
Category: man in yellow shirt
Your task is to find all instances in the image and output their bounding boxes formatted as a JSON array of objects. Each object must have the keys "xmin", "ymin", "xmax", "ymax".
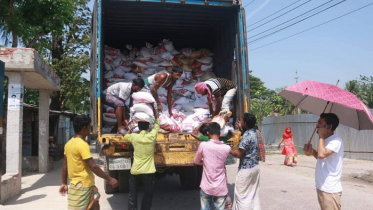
[
  {"xmin": 124, "ymin": 103, "xmax": 159, "ymax": 210},
  {"xmin": 59, "ymin": 115, "xmax": 118, "ymax": 210}
]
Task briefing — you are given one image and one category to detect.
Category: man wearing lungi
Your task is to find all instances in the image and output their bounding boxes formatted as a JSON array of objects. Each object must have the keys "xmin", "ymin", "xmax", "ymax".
[
  {"xmin": 194, "ymin": 78, "xmax": 237, "ymax": 117},
  {"xmin": 230, "ymin": 113, "xmax": 261, "ymax": 210},
  {"xmin": 59, "ymin": 115, "xmax": 118, "ymax": 210}
]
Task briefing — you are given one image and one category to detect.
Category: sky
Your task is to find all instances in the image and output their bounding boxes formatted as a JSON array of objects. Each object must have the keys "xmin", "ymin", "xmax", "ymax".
[
  {"xmin": 243, "ymin": 0, "xmax": 373, "ymax": 90},
  {"xmin": 3, "ymin": 0, "xmax": 372, "ymax": 90}
]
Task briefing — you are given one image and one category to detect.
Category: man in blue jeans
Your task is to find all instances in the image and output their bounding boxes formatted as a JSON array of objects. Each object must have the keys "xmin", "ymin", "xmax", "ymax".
[{"xmin": 194, "ymin": 122, "xmax": 231, "ymax": 210}]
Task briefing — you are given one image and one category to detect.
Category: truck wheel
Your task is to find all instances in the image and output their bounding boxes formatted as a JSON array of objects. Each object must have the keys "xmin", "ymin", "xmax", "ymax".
[
  {"xmin": 104, "ymin": 158, "xmax": 118, "ymax": 194},
  {"xmin": 118, "ymin": 170, "xmax": 131, "ymax": 193},
  {"xmin": 195, "ymin": 165, "xmax": 203, "ymax": 189},
  {"xmin": 179, "ymin": 166, "xmax": 198, "ymax": 189}
]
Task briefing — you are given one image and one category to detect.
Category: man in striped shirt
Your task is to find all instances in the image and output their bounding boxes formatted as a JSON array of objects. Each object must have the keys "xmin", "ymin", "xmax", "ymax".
[{"xmin": 195, "ymin": 78, "xmax": 237, "ymax": 117}]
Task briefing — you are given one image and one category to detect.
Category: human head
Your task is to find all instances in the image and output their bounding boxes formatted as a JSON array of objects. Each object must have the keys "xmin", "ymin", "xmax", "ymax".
[
  {"xmin": 242, "ymin": 113, "xmax": 256, "ymax": 130},
  {"xmin": 285, "ymin": 126, "xmax": 292, "ymax": 134},
  {"xmin": 318, "ymin": 113, "xmax": 339, "ymax": 131},
  {"xmin": 73, "ymin": 115, "xmax": 91, "ymax": 136},
  {"xmin": 138, "ymin": 121, "xmax": 150, "ymax": 131},
  {"xmin": 131, "ymin": 78, "xmax": 145, "ymax": 92},
  {"xmin": 207, "ymin": 122, "xmax": 221, "ymax": 136},
  {"xmin": 199, "ymin": 123, "xmax": 209, "ymax": 136},
  {"xmin": 49, "ymin": 136, "xmax": 54, "ymax": 143},
  {"xmin": 171, "ymin": 66, "xmax": 183, "ymax": 81}
]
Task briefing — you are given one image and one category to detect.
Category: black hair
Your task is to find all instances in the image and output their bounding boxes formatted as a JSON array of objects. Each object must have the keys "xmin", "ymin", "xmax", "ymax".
[
  {"xmin": 138, "ymin": 121, "xmax": 150, "ymax": 131},
  {"xmin": 320, "ymin": 113, "xmax": 339, "ymax": 131},
  {"xmin": 73, "ymin": 115, "xmax": 91, "ymax": 133},
  {"xmin": 243, "ymin": 113, "xmax": 256, "ymax": 129},
  {"xmin": 208, "ymin": 122, "xmax": 221, "ymax": 136},
  {"xmin": 132, "ymin": 78, "xmax": 145, "ymax": 88},
  {"xmin": 199, "ymin": 123, "xmax": 209, "ymax": 136},
  {"xmin": 172, "ymin": 66, "xmax": 183, "ymax": 74}
]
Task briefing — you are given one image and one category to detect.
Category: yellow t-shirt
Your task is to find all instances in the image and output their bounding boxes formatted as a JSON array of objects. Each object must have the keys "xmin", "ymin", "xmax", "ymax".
[{"xmin": 64, "ymin": 137, "xmax": 95, "ymax": 187}]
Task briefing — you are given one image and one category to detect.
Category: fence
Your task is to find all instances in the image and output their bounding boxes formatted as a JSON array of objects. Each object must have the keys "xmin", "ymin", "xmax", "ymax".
[{"xmin": 262, "ymin": 114, "xmax": 373, "ymax": 160}]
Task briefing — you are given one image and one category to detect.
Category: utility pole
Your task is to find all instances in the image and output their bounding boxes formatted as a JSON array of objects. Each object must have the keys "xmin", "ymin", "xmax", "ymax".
[
  {"xmin": 295, "ymin": 70, "xmax": 299, "ymax": 83},
  {"xmin": 295, "ymin": 70, "xmax": 300, "ymax": 114}
]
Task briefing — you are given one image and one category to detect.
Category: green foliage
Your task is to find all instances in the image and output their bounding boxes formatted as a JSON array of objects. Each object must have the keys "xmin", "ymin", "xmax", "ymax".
[
  {"xmin": 0, "ymin": 0, "xmax": 74, "ymax": 47},
  {"xmin": 1, "ymin": 0, "xmax": 91, "ymax": 113},
  {"xmin": 345, "ymin": 76, "xmax": 373, "ymax": 108}
]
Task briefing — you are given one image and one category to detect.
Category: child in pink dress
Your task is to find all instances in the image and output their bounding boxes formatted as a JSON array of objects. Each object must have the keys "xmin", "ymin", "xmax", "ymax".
[{"xmin": 278, "ymin": 126, "xmax": 298, "ymax": 166}]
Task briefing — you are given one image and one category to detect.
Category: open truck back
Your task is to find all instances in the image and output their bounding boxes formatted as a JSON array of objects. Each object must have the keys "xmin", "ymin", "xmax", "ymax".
[{"xmin": 90, "ymin": 0, "xmax": 249, "ymax": 193}]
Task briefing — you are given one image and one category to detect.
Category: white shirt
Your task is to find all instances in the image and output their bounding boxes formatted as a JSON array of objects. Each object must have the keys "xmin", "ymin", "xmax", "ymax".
[
  {"xmin": 106, "ymin": 82, "xmax": 132, "ymax": 100},
  {"xmin": 315, "ymin": 134, "xmax": 344, "ymax": 193}
]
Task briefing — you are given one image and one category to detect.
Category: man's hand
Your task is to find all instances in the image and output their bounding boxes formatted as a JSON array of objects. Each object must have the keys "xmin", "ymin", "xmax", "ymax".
[
  {"xmin": 157, "ymin": 103, "xmax": 163, "ymax": 112},
  {"xmin": 109, "ymin": 177, "xmax": 119, "ymax": 187},
  {"xmin": 59, "ymin": 184, "xmax": 68, "ymax": 196},
  {"xmin": 235, "ymin": 121, "xmax": 242, "ymax": 132}
]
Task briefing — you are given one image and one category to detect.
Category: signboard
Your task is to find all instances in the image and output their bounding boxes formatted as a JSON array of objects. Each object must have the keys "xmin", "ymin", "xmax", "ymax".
[{"xmin": 7, "ymin": 83, "xmax": 23, "ymax": 110}]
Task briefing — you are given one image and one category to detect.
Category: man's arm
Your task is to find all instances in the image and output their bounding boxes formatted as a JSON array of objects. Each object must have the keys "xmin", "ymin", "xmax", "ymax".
[
  {"xmin": 167, "ymin": 85, "xmax": 173, "ymax": 116},
  {"xmin": 59, "ymin": 155, "xmax": 68, "ymax": 196},
  {"xmin": 317, "ymin": 138, "xmax": 334, "ymax": 159},
  {"xmin": 194, "ymin": 145, "xmax": 203, "ymax": 165},
  {"xmin": 85, "ymin": 158, "xmax": 118, "ymax": 187},
  {"xmin": 230, "ymin": 148, "xmax": 246, "ymax": 158},
  {"xmin": 213, "ymin": 96, "xmax": 223, "ymax": 117}
]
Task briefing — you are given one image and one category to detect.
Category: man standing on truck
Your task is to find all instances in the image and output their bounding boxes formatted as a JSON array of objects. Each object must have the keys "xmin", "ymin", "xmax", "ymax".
[
  {"xmin": 144, "ymin": 66, "xmax": 183, "ymax": 116},
  {"xmin": 194, "ymin": 122, "xmax": 231, "ymax": 210},
  {"xmin": 194, "ymin": 78, "xmax": 237, "ymax": 117},
  {"xmin": 102, "ymin": 78, "xmax": 145, "ymax": 134},
  {"xmin": 124, "ymin": 103, "xmax": 160, "ymax": 210},
  {"xmin": 59, "ymin": 115, "xmax": 118, "ymax": 210},
  {"xmin": 230, "ymin": 113, "xmax": 261, "ymax": 210}
]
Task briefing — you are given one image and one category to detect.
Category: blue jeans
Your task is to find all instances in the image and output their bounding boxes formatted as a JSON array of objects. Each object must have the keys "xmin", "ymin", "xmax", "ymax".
[{"xmin": 200, "ymin": 189, "xmax": 227, "ymax": 210}]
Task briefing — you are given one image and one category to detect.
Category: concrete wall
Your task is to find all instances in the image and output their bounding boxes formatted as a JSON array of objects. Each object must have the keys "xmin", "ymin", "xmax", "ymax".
[{"xmin": 262, "ymin": 114, "xmax": 373, "ymax": 160}]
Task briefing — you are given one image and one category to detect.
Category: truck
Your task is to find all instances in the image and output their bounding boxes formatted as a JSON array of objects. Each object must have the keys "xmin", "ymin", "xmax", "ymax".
[{"xmin": 90, "ymin": 0, "xmax": 250, "ymax": 194}]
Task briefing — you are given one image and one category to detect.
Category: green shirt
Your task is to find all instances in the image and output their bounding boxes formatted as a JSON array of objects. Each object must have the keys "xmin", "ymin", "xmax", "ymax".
[
  {"xmin": 124, "ymin": 119, "xmax": 160, "ymax": 175},
  {"xmin": 198, "ymin": 133, "xmax": 232, "ymax": 143}
]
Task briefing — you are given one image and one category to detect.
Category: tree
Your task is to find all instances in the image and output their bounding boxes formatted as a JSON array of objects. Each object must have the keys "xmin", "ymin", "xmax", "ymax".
[
  {"xmin": 0, "ymin": 0, "xmax": 74, "ymax": 48},
  {"xmin": 345, "ymin": 76, "xmax": 373, "ymax": 108},
  {"xmin": 1, "ymin": 0, "xmax": 91, "ymax": 113}
]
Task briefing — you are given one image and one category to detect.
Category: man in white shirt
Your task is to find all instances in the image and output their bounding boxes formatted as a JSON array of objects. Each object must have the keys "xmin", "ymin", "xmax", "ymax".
[
  {"xmin": 103, "ymin": 78, "xmax": 145, "ymax": 134},
  {"xmin": 304, "ymin": 113, "xmax": 343, "ymax": 210}
]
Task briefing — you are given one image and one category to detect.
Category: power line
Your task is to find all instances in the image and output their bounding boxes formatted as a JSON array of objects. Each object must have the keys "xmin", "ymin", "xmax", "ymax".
[
  {"xmin": 249, "ymin": 2, "xmax": 373, "ymax": 51},
  {"xmin": 247, "ymin": 0, "xmax": 312, "ymax": 31},
  {"xmin": 247, "ymin": 0, "xmax": 301, "ymax": 27},
  {"xmin": 248, "ymin": 0, "xmax": 335, "ymax": 39},
  {"xmin": 243, "ymin": 0, "xmax": 255, "ymax": 8},
  {"xmin": 249, "ymin": 0, "xmax": 346, "ymax": 43}
]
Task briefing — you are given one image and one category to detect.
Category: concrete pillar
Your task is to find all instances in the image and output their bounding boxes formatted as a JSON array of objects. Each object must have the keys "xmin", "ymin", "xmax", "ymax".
[
  {"xmin": 38, "ymin": 90, "xmax": 50, "ymax": 173},
  {"xmin": 2, "ymin": 72, "xmax": 24, "ymax": 203}
]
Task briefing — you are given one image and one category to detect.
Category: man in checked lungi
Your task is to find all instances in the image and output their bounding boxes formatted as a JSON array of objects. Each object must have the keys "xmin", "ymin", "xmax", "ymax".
[{"xmin": 59, "ymin": 115, "xmax": 118, "ymax": 210}]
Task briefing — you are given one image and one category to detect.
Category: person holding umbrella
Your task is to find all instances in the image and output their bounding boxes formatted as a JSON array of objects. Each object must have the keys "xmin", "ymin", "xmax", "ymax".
[{"xmin": 304, "ymin": 113, "xmax": 344, "ymax": 210}]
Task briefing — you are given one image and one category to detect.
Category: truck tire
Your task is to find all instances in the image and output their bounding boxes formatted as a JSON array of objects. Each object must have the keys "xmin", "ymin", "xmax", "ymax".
[
  {"xmin": 104, "ymin": 158, "xmax": 118, "ymax": 194},
  {"xmin": 195, "ymin": 165, "xmax": 203, "ymax": 189},
  {"xmin": 179, "ymin": 166, "xmax": 199, "ymax": 189},
  {"xmin": 118, "ymin": 170, "xmax": 131, "ymax": 193}
]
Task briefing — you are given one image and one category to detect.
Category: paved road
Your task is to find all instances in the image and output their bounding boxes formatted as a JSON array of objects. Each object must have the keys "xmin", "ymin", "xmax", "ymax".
[{"xmin": 1, "ymin": 152, "xmax": 373, "ymax": 210}]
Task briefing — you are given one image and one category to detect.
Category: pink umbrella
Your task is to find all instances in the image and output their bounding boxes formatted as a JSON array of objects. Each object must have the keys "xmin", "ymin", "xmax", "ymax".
[{"xmin": 279, "ymin": 80, "xmax": 373, "ymax": 130}]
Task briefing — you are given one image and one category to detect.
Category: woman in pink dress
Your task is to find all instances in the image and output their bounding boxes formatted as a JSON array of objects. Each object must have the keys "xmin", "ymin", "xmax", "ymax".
[{"xmin": 278, "ymin": 126, "xmax": 298, "ymax": 166}]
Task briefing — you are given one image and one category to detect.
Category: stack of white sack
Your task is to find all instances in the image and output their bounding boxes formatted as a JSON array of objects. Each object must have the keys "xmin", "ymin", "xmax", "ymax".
[
  {"xmin": 129, "ymin": 92, "xmax": 156, "ymax": 133},
  {"xmin": 101, "ymin": 40, "xmax": 228, "ymax": 134}
]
